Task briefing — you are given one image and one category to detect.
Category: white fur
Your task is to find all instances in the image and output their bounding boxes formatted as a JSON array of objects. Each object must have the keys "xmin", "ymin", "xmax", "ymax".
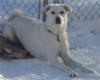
[{"xmin": 3, "ymin": 4, "xmax": 95, "ymax": 78}]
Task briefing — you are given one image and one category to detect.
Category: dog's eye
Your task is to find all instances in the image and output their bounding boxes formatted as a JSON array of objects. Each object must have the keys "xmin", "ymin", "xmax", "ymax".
[
  {"xmin": 60, "ymin": 11, "xmax": 64, "ymax": 14},
  {"xmin": 51, "ymin": 11, "xmax": 55, "ymax": 14}
]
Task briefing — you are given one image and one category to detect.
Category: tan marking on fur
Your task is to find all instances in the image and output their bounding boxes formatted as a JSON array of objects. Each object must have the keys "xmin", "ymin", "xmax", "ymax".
[
  {"xmin": 63, "ymin": 5, "xmax": 72, "ymax": 13},
  {"xmin": 8, "ymin": 9, "xmax": 23, "ymax": 21}
]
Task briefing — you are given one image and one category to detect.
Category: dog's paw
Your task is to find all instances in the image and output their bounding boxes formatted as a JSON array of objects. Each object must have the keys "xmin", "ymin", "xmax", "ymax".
[{"xmin": 69, "ymin": 72, "xmax": 79, "ymax": 78}]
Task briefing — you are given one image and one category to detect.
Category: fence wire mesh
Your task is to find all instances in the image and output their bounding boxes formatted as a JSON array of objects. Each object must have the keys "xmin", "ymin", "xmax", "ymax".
[{"xmin": 0, "ymin": 0, "xmax": 100, "ymax": 26}]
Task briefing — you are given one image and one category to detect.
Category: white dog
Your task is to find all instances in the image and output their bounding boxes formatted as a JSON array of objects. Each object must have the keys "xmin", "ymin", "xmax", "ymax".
[{"xmin": 2, "ymin": 4, "xmax": 95, "ymax": 78}]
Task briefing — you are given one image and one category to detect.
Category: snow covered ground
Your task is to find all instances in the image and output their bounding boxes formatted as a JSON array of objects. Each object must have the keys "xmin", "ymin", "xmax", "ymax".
[
  {"xmin": 0, "ymin": 0, "xmax": 100, "ymax": 80},
  {"xmin": 0, "ymin": 48, "xmax": 100, "ymax": 80},
  {"xmin": 69, "ymin": 19, "xmax": 100, "ymax": 49}
]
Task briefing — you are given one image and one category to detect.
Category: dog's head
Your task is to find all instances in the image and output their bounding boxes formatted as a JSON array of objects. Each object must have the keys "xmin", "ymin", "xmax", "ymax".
[{"xmin": 42, "ymin": 4, "xmax": 72, "ymax": 35}]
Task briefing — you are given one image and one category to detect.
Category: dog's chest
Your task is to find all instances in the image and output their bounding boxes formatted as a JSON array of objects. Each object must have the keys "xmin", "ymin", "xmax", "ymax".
[{"xmin": 33, "ymin": 27, "xmax": 60, "ymax": 57}]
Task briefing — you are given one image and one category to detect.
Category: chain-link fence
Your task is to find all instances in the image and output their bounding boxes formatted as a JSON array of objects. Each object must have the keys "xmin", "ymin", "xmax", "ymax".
[
  {"xmin": 0, "ymin": 0, "xmax": 100, "ymax": 26},
  {"xmin": 0, "ymin": 0, "xmax": 39, "ymax": 19},
  {"xmin": 65, "ymin": 0, "xmax": 100, "ymax": 26}
]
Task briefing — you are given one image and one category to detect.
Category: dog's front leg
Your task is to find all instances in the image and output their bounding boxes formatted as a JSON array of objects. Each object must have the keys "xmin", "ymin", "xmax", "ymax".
[
  {"xmin": 60, "ymin": 52, "xmax": 95, "ymax": 74},
  {"xmin": 59, "ymin": 33, "xmax": 95, "ymax": 74},
  {"xmin": 48, "ymin": 57, "xmax": 79, "ymax": 78}
]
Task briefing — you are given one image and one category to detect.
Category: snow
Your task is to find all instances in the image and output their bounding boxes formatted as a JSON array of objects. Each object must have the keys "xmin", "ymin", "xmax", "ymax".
[
  {"xmin": 0, "ymin": 59, "xmax": 74, "ymax": 80},
  {"xmin": 69, "ymin": 19, "xmax": 100, "ymax": 48},
  {"xmin": 1, "ymin": 0, "xmax": 100, "ymax": 80},
  {"xmin": 0, "ymin": 48, "xmax": 100, "ymax": 80}
]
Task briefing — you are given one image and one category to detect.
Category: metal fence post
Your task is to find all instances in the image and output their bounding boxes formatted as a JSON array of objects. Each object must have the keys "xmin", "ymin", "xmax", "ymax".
[
  {"xmin": 38, "ymin": 0, "xmax": 41, "ymax": 19},
  {"xmin": 53, "ymin": 0, "xmax": 64, "ymax": 3},
  {"xmin": 42, "ymin": 0, "xmax": 48, "ymax": 21}
]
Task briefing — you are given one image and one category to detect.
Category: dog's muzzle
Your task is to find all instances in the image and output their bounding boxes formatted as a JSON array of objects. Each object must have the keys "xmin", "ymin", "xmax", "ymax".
[{"xmin": 55, "ymin": 16, "xmax": 61, "ymax": 24}]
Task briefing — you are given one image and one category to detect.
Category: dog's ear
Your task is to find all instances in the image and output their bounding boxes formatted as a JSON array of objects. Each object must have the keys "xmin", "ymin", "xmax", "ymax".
[
  {"xmin": 62, "ymin": 4, "xmax": 73, "ymax": 13},
  {"xmin": 42, "ymin": 5, "xmax": 51, "ymax": 13}
]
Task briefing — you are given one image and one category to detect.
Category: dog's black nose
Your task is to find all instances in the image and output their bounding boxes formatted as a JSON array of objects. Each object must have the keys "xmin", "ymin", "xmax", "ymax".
[{"xmin": 55, "ymin": 16, "xmax": 61, "ymax": 24}]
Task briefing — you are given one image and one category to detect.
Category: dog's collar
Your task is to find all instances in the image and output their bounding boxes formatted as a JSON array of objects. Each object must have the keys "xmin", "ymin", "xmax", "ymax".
[
  {"xmin": 46, "ymin": 29, "xmax": 60, "ymax": 42},
  {"xmin": 47, "ymin": 29, "xmax": 53, "ymax": 34}
]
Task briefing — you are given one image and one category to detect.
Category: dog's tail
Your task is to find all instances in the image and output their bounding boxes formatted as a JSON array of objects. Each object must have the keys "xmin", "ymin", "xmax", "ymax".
[{"xmin": 8, "ymin": 9, "xmax": 24, "ymax": 21}]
